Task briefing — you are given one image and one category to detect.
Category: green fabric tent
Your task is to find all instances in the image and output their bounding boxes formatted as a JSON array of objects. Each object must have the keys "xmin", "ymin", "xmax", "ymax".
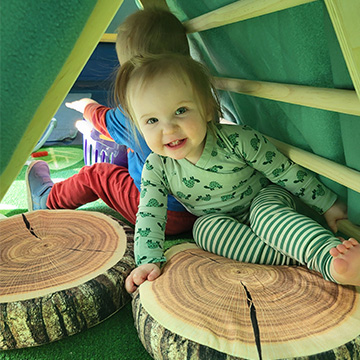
[
  {"xmin": 167, "ymin": 0, "xmax": 360, "ymax": 225},
  {"xmin": 0, "ymin": 0, "xmax": 123, "ymax": 200}
]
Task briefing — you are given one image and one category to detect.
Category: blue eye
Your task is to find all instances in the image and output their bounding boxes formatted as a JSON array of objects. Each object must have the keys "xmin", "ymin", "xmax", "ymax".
[
  {"xmin": 175, "ymin": 107, "xmax": 187, "ymax": 115},
  {"xmin": 147, "ymin": 118, "xmax": 158, "ymax": 124}
]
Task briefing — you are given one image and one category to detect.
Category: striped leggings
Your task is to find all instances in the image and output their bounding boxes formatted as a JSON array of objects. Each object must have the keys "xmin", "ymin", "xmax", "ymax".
[{"xmin": 193, "ymin": 185, "xmax": 341, "ymax": 282}]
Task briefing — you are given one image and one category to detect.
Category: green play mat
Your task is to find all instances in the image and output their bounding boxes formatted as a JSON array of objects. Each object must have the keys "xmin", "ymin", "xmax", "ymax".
[{"xmin": 29, "ymin": 147, "xmax": 84, "ymax": 170}]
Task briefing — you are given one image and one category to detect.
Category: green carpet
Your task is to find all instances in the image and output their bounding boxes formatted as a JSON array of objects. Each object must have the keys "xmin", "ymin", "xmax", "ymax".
[
  {"xmin": 0, "ymin": 146, "xmax": 192, "ymax": 359},
  {"xmin": 0, "ymin": 303, "xmax": 151, "ymax": 360},
  {"xmin": 0, "ymin": 146, "xmax": 113, "ymax": 218}
]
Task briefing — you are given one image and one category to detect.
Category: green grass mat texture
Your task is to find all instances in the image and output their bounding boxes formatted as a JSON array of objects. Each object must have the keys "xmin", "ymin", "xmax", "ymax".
[{"xmin": 0, "ymin": 303, "xmax": 152, "ymax": 360}]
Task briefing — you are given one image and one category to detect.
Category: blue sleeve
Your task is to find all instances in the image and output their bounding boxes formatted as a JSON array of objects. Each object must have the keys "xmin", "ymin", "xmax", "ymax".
[{"xmin": 105, "ymin": 107, "xmax": 149, "ymax": 152}]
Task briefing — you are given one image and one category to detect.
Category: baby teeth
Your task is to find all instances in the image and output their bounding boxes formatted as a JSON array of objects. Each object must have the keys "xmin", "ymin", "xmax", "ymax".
[{"xmin": 169, "ymin": 140, "xmax": 180, "ymax": 146}]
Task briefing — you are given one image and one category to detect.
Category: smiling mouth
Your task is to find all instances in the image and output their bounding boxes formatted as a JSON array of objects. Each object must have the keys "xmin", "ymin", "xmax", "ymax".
[{"xmin": 166, "ymin": 139, "xmax": 186, "ymax": 148}]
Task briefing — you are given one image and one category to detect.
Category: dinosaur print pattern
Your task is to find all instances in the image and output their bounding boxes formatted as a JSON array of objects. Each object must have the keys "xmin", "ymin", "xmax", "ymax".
[
  {"xmin": 158, "ymin": 188, "xmax": 169, "ymax": 197},
  {"xmin": 137, "ymin": 228, "xmax": 151, "ymax": 237},
  {"xmin": 142, "ymin": 179, "xmax": 156, "ymax": 187},
  {"xmin": 312, "ymin": 184, "xmax": 325, "ymax": 199},
  {"xmin": 157, "ymin": 222, "xmax": 166, "ymax": 231},
  {"xmin": 204, "ymin": 181, "xmax": 222, "ymax": 191},
  {"xmin": 221, "ymin": 192, "xmax": 236, "ymax": 201},
  {"xmin": 176, "ymin": 191, "xmax": 191, "ymax": 200},
  {"xmin": 216, "ymin": 138, "xmax": 226, "ymax": 149},
  {"xmin": 272, "ymin": 164, "xmax": 285, "ymax": 177},
  {"xmin": 146, "ymin": 198, "xmax": 164, "ymax": 207},
  {"xmin": 161, "ymin": 170, "xmax": 170, "ymax": 187},
  {"xmin": 240, "ymin": 186, "xmax": 253, "ymax": 199},
  {"xmin": 295, "ymin": 188, "xmax": 305, "ymax": 197},
  {"xmin": 134, "ymin": 124, "xmax": 337, "ymax": 266},
  {"xmin": 145, "ymin": 160, "xmax": 153, "ymax": 171},
  {"xmin": 146, "ymin": 239, "xmax": 161, "ymax": 249},
  {"xmin": 203, "ymin": 208, "xmax": 222, "ymax": 214},
  {"xmin": 263, "ymin": 151, "xmax": 276, "ymax": 165},
  {"xmin": 232, "ymin": 166, "xmax": 246, "ymax": 172},
  {"xmin": 250, "ymin": 133, "xmax": 260, "ymax": 151},
  {"xmin": 196, "ymin": 194, "xmax": 212, "ymax": 201},
  {"xmin": 277, "ymin": 179, "xmax": 288, "ymax": 188},
  {"xmin": 182, "ymin": 176, "xmax": 200, "ymax": 188},
  {"xmin": 228, "ymin": 133, "xmax": 239, "ymax": 147},
  {"xmin": 294, "ymin": 170, "xmax": 308, "ymax": 183},
  {"xmin": 259, "ymin": 177, "xmax": 269, "ymax": 188},
  {"xmin": 138, "ymin": 211, "xmax": 155, "ymax": 218},
  {"xmin": 207, "ymin": 165, "xmax": 223, "ymax": 172}
]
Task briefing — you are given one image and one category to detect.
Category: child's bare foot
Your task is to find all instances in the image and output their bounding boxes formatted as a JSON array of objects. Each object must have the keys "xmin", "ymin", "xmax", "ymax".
[{"xmin": 329, "ymin": 238, "xmax": 360, "ymax": 286}]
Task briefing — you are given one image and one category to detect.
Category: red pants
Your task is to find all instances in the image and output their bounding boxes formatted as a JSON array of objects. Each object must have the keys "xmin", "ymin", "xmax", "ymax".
[{"xmin": 47, "ymin": 163, "xmax": 197, "ymax": 235}]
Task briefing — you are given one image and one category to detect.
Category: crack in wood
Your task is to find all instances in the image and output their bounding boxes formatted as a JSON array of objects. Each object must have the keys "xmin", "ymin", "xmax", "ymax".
[
  {"xmin": 241, "ymin": 281, "xmax": 262, "ymax": 360},
  {"xmin": 21, "ymin": 214, "xmax": 40, "ymax": 239}
]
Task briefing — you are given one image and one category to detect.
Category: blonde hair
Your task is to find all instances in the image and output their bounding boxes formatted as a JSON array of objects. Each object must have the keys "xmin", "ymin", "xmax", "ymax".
[
  {"xmin": 115, "ymin": 8, "xmax": 189, "ymax": 64},
  {"xmin": 114, "ymin": 53, "xmax": 221, "ymax": 132}
]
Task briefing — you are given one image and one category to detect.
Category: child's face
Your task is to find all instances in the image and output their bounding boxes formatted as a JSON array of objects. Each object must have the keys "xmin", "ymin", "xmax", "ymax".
[{"xmin": 129, "ymin": 74, "xmax": 212, "ymax": 164}]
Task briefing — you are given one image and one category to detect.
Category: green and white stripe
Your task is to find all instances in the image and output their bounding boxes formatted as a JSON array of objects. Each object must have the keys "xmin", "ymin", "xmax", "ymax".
[{"xmin": 193, "ymin": 185, "xmax": 341, "ymax": 281}]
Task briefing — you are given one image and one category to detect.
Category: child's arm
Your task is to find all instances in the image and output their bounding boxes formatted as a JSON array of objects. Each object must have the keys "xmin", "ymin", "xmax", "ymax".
[
  {"xmin": 66, "ymin": 98, "xmax": 113, "ymax": 139},
  {"xmin": 133, "ymin": 155, "xmax": 169, "ymax": 281},
  {"xmin": 65, "ymin": 98, "xmax": 97, "ymax": 114},
  {"xmin": 323, "ymin": 199, "xmax": 348, "ymax": 233},
  {"xmin": 235, "ymin": 126, "xmax": 337, "ymax": 216},
  {"xmin": 125, "ymin": 263, "xmax": 161, "ymax": 293}
]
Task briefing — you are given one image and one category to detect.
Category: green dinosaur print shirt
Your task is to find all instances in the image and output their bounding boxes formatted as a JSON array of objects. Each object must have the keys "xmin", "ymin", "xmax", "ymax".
[{"xmin": 135, "ymin": 124, "xmax": 337, "ymax": 266}]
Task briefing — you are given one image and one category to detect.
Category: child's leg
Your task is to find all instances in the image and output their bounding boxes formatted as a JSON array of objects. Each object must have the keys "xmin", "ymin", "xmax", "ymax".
[
  {"xmin": 193, "ymin": 214, "xmax": 298, "ymax": 266},
  {"xmin": 249, "ymin": 185, "xmax": 346, "ymax": 283},
  {"xmin": 166, "ymin": 210, "xmax": 197, "ymax": 235},
  {"xmin": 47, "ymin": 163, "xmax": 140, "ymax": 223},
  {"xmin": 46, "ymin": 162, "xmax": 196, "ymax": 236}
]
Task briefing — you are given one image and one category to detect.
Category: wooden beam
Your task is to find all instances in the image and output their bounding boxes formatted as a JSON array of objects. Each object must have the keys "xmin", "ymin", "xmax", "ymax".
[
  {"xmin": 101, "ymin": 33, "xmax": 117, "ymax": 42},
  {"xmin": 214, "ymin": 77, "xmax": 360, "ymax": 116},
  {"xmin": 267, "ymin": 136, "xmax": 360, "ymax": 193},
  {"xmin": 184, "ymin": 0, "xmax": 317, "ymax": 33},
  {"xmin": 338, "ymin": 219, "xmax": 360, "ymax": 241},
  {"xmin": 137, "ymin": 0, "xmax": 169, "ymax": 10},
  {"xmin": 269, "ymin": 136, "xmax": 360, "ymax": 239},
  {"xmin": 324, "ymin": 0, "xmax": 360, "ymax": 101}
]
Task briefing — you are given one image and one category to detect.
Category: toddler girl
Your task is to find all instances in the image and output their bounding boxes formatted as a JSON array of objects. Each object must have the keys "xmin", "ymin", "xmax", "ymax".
[{"xmin": 114, "ymin": 53, "xmax": 359, "ymax": 293}]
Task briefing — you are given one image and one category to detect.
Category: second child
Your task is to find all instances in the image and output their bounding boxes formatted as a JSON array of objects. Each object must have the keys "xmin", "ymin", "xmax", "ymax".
[{"xmin": 26, "ymin": 8, "xmax": 197, "ymax": 235}]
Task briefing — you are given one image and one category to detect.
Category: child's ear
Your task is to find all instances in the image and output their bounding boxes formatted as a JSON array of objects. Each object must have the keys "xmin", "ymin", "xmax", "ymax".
[{"xmin": 206, "ymin": 111, "xmax": 213, "ymax": 123}]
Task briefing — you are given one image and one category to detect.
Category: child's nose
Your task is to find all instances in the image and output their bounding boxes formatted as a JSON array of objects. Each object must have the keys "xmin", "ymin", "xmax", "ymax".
[{"xmin": 162, "ymin": 122, "xmax": 177, "ymax": 134}]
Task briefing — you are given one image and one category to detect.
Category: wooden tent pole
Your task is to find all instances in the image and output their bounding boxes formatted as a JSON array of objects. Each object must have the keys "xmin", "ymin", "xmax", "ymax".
[
  {"xmin": 267, "ymin": 136, "xmax": 360, "ymax": 193},
  {"xmin": 213, "ymin": 77, "xmax": 360, "ymax": 116},
  {"xmin": 100, "ymin": 33, "xmax": 117, "ymax": 42},
  {"xmin": 324, "ymin": 0, "xmax": 360, "ymax": 101},
  {"xmin": 268, "ymin": 137, "xmax": 360, "ymax": 239},
  {"xmin": 338, "ymin": 219, "xmax": 360, "ymax": 241},
  {"xmin": 184, "ymin": 0, "xmax": 317, "ymax": 33}
]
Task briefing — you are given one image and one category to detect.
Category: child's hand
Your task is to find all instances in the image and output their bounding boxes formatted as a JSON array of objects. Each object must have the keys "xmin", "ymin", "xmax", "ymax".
[
  {"xmin": 125, "ymin": 263, "xmax": 161, "ymax": 293},
  {"xmin": 324, "ymin": 199, "xmax": 347, "ymax": 233},
  {"xmin": 65, "ymin": 98, "xmax": 98, "ymax": 114}
]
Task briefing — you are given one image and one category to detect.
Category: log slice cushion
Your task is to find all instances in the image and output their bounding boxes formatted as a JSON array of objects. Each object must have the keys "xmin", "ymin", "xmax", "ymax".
[
  {"xmin": 0, "ymin": 210, "xmax": 135, "ymax": 350},
  {"xmin": 133, "ymin": 243, "xmax": 360, "ymax": 360}
]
